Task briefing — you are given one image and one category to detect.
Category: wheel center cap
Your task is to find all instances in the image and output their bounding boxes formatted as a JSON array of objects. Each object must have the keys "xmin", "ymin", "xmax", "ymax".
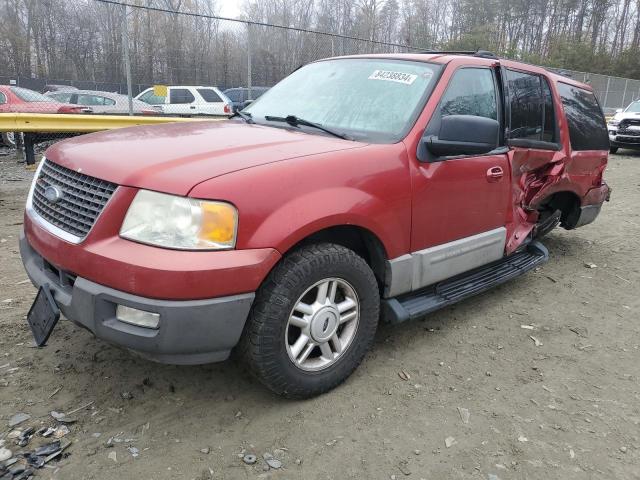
[{"xmin": 310, "ymin": 307, "xmax": 339, "ymax": 342}]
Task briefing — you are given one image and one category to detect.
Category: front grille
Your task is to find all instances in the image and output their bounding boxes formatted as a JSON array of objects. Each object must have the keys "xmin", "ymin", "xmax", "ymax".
[
  {"xmin": 617, "ymin": 129, "xmax": 640, "ymax": 137},
  {"xmin": 619, "ymin": 119, "xmax": 640, "ymax": 128},
  {"xmin": 32, "ymin": 159, "xmax": 117, "ymax": 238}
]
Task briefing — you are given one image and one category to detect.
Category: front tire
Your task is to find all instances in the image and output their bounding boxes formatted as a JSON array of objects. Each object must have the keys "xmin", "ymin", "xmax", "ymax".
[
  {"xmin": 610, "ymin": 146, "xmax": 619, "ymax": 154},
  {"xmin": 1, "ymin": 132, "xmax": 16, "ymax": 148},
  {"xmin": 239, "ymin": 243, "xmax": 380, "ymax": 398}
]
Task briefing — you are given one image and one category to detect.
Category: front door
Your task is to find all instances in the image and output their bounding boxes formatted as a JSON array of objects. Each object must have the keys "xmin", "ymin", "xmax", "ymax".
[{"xmin": 408, "ymin": 66, "xmax": 511, "ymax": 290}]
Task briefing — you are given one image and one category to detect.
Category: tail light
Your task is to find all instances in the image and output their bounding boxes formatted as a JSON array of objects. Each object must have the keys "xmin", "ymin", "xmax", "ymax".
[
  {"xmin": 592, "ymin": 162, "xmax": 607, "ymax": 186},
  {"xmin": 224, "ymin": 104, "xmax": 231, "ymax": 114},
  {"xmin": 58, "ymin": 105, "xmax": 91, "ymax": 114}
]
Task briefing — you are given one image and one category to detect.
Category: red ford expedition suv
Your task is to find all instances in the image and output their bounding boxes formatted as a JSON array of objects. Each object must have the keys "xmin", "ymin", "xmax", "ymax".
[{"xmin": 21, "ymin": 52, "xmax": 610, "ymax": 398}]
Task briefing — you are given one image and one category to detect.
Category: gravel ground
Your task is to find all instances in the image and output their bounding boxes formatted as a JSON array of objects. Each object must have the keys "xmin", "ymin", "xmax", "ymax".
[{"xmin": 0, "ymin": 150, "xmax": 639, "ymax": 480}]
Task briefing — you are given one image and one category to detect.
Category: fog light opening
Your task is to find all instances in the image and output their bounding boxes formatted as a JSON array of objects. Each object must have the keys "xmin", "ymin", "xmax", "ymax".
[{"xmin": 116, "ymin": 305, "xmax": 160, "ymax": 329}]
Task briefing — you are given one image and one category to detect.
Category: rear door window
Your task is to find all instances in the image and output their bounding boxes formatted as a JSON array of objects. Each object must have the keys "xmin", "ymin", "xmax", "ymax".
[
  {"xmin": 225, "ymin": 90, "xmax": 241, "ymax": 102},
  {"xmin": 507, "ymin": 70, "xmax": 543, "ymax": 140},
  {"xmin": 197, "ymin": 89, "xmax": 222, "ymax": 103},
  {"xmin": 506, "ymin": 70, "xmax": 557, "ymax": 145},
  {"xmin": 558, "ymin": 83, "xmax": 608, "ymax": 151},
  {"xmin": 169, "ymin": 88, "xmax": 195, "ymax": 104},
  {"xmin": 541, "ymin": 79, "xmax": 556, "ymax": 142},
  {"xmin": 77, "ymin": 94, "xmax": 115, "ymax": 106}
]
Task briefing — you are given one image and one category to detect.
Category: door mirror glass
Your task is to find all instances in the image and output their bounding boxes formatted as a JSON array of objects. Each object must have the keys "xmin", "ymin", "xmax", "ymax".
[{"xmin": 425, "ymin": 115, "xmax": 499, "ymax": 157}]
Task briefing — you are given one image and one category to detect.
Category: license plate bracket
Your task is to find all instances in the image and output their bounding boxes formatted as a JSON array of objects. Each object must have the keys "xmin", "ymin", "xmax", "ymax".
[{"xmin": 27, "ymin": 284, "xmax": 60, "ymax": 347}]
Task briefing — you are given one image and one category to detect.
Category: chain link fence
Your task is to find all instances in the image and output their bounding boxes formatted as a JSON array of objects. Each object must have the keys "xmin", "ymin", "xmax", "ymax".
[{"xmin": 550, "ymin": 69, "xmax": 640, "ymax": 114}]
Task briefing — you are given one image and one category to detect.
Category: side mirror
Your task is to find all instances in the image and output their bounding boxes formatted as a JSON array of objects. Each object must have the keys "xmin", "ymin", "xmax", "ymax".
[
  {"xmin": 425, "ymin": 115, "xmax": 499, "ymax": 157},
  {"xmin": 615, "ymin": 108, "xmax": 623, "ymax": 114}
]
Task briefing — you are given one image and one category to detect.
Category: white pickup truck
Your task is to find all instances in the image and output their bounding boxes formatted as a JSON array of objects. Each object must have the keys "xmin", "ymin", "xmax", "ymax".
[
  {"xmin": 608, "ymin": 100, "xmax": 640, "ymax": 153},
  {"xmin": 136, "ymin": 86, "xmax": 232, "ymax": 116}
]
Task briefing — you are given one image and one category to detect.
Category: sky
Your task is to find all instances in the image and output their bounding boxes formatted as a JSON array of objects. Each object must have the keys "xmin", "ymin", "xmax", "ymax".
[{"xmin": 217, "ymin": 0, "xmax": 243, "ymax": 19}]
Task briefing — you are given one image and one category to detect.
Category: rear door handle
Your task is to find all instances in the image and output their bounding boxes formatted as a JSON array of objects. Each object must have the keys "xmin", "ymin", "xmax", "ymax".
[{"xmin": 486, "ymin": 166, "xmax": 504, "ymax": 182}]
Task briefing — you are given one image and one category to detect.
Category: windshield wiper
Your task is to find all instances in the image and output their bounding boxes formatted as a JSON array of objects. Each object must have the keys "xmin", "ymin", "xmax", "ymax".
[
  {"xmin": 230, "ymin": 110, "xmax": 254, "ymax": 123},
  {"xmin": 264, "ymin": 115, "xmax": 351, "ymax": 140}
]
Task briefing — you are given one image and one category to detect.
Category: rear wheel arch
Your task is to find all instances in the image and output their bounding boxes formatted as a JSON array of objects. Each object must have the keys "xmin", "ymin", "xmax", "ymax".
[{"xmin": 537, "ymin": 191, "xmax": 582, "ymax": 229}]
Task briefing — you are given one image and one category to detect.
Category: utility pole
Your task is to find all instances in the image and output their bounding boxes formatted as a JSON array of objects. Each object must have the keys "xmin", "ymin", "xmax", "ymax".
[
  {"xmin": 247, "ymin": 23, "xmax": 253, "ymax": 101},
  {"xmin": 121, "ymin": 3, "xmax": 134, "ymax": 115}
]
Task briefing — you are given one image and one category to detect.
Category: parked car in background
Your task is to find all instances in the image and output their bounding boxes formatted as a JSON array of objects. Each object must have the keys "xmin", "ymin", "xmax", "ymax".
[
  {"xmin": 46, "ymin": 90, "xmax": 160, "ymax": 115},
  {"xmin": 135, "ymin": 86, "xmax": 232, "ymax": 116},
  {"xmin": 21, "ymin": 52, "xmax": 610, "ymax": 398},
  {"xmin": 0, "ymin": 86, "xmax": 89, "ymax": 147},
  {"xmin": 223, "ymin": 86, "xmax": 270, "ymax": 112},
  {"xmin": 607, "ymin": 99, "xmax": 640, "ymax": 153},
  {"xmin": 42, "ymin": 84, "xmax": 78, "ymax": 93}
]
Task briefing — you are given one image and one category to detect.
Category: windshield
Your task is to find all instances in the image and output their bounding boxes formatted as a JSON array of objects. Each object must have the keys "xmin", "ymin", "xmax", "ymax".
[
  {"xmin": 10, "ymin": 87, "xmax": 56, "ymax": 103},
  {"xmin": 245, "ymin": 59, "xmax": 442, "ymax": 143},
  {"xmin": 625, "ymin": 101, "xmax": 640, "ymax": 113}
]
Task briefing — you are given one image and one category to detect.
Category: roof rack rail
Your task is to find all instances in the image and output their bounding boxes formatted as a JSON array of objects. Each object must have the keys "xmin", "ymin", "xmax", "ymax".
[
  {"xmin": 474, "ymin": 50, "xmax": 499, "ymax": 59},
  {"xmin": 420, "ymin": 50, "xmax": 475, "ymax": 55},
  {"xmin": 420, "ymin": 50, "xmax": 499, "ymax": 60}
]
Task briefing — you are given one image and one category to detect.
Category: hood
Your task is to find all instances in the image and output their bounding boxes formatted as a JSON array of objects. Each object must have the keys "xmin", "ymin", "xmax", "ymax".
[
  {"xmin": 611, "ymin": 111, "xmax": 640, "ymax": 123},
  {"xmin": 45, "ymin": 120, "xmax": 366, "ymax": 195}
]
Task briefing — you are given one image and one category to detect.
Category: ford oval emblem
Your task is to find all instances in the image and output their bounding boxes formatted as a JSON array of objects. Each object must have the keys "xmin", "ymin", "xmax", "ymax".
[{"xmin": 43, "ymin": 185, "xmax": 64, "ymax": 204}]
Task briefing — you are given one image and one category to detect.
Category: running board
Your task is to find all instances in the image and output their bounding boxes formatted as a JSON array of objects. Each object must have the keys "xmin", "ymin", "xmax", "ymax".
[{"xmin": 381, "ymin": 241, "xmax": 549, "ymax": 324}]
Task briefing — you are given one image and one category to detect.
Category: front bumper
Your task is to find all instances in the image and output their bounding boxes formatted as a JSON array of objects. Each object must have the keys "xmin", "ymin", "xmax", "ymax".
[
  {"xmin": 609, "ymin": 131, "xmax": 640, "ymax": 150},
  {"xmin": 20, "ymin": 231, "xmax": 254, "ymax": 364}
]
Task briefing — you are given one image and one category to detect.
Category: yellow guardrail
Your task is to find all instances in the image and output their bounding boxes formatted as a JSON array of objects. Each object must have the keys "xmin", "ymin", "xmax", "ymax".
[{"xmin": 0, "ymin": 112, "xmax": 222, "ymax": 133}]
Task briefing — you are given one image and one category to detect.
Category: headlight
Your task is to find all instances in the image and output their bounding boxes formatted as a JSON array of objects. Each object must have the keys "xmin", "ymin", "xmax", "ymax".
[
  {"xmin": 120, "ymin": 190, "xmax": 238, "ymax": 250},
  {"xmin": 608, "ymin": 120, "xmax": 620, "ymax": 127}
]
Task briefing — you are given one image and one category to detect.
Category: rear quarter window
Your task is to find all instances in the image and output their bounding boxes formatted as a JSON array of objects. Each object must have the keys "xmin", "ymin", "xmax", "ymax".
[
  {"xmin": 225, "ymin": 90, "xmax": 241, "ymax": 102},
  {"xmin": 558, "ymin": 83, "xmax": 609, "ymax": 151}
]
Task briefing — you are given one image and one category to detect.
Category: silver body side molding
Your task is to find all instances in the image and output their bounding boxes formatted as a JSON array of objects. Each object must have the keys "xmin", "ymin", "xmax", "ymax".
[{"xmin": 384, "ymin": 227, "xmax": 507, "ymax": 298}]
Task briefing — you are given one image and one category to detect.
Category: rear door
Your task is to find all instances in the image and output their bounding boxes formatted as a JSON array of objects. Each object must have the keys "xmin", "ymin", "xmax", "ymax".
[
  {"xmin": 501, "ymin": 68, "xmax": 566, "ymax": 253},
  {"xmin": 167, "ymin": 87, "xmax": 197, "ymax": 115},
  {"xmin": 409, "ymin": 66, "xmax": 511, "ymax": 290}
]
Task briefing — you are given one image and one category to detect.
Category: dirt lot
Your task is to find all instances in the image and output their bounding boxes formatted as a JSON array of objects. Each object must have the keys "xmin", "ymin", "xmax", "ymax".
[{"xmin": 0, "ymin": 149, "xmax": 639, "ymax": 480}]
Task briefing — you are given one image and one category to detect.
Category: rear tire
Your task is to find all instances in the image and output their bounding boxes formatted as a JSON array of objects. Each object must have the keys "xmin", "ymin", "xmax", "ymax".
[
  {"xmin": 610, "ymin": 147, "xmax": 619, "ymax": 154},
  {"xmin": 239, "ymin": 243, "xmax": 379, "ymax": 398}
]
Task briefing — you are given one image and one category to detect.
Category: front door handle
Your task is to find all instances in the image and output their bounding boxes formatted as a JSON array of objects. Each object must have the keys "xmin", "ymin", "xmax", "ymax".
[{"xmin": 486, "ymin": 166, "xmax": 504, "ymax": 182}]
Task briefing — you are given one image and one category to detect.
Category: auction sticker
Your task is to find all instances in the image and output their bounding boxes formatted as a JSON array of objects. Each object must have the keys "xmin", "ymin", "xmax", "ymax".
[{"xmin": 369, "ymin": 70, "xmax": 418, "ymax": 85}]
